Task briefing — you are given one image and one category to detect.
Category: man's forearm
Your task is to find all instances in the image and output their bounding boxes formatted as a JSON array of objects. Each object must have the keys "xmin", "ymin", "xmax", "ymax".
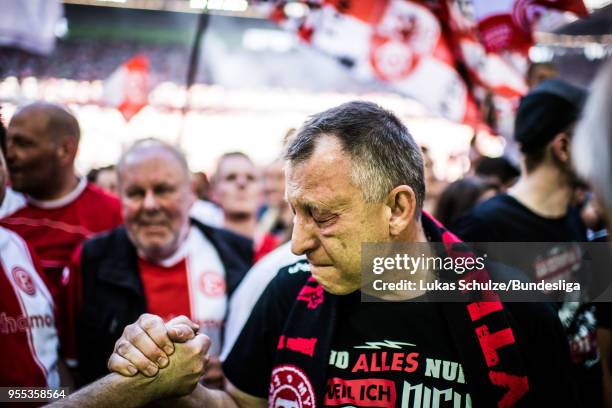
[
  {"xmin": 162, "ymin": 384, "xmax": 239, "ymax": 408},
  {"xmin": 48, "ymin": 373, "xmax": 160, "ymax": 408}
]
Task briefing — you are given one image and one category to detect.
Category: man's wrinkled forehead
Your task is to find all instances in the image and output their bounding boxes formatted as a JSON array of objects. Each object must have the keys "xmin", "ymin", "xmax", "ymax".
[{"xmin": 284, "ymin": 149, "xmax": 357, "ymax": 210}]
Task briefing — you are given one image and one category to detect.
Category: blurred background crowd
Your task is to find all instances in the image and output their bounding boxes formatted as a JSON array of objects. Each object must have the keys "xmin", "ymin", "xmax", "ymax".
[{"xmin": 1, "ymin": 0, "xmax": 612, "ymax": 406}]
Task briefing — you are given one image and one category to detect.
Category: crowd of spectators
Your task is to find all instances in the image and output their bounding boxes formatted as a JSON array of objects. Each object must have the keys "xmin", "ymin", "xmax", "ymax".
[{"xmin": 0, "ymin": 39, "xmax": 189, "ymax": 83}]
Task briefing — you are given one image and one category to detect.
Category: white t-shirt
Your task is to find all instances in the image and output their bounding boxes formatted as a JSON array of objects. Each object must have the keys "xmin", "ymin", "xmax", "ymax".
[{"xmin": 0, "ymin": 187, "xmax": 26, "ymax": 218}]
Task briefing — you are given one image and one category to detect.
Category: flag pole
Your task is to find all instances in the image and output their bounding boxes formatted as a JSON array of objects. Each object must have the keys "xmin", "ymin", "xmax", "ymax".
[{"xmin": 177, "ymin": 9, "xmax": 210, "ymax": 147}]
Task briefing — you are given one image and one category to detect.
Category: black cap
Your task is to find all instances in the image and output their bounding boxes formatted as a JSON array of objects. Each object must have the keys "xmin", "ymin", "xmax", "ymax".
[{"xmin": 514, "ymin": 78, "xmax": 587, "ymax": 153}]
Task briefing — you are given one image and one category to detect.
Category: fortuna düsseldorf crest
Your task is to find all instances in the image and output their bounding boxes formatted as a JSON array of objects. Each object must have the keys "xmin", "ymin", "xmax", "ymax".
[
  {"xmin": 12, "ymin": 266, "xmax": 36, "ymax": 296},
  {"xmin": 269, "ymin": 365, "xmax": 316, "ymax": 408},
  {"xmin": 198, "ymin": 271, "xmax": 226, "ymax": 297}
]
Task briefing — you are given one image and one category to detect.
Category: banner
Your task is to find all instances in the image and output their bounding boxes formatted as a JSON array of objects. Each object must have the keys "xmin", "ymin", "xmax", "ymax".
[
  {"xmin": 473, "ymin": 0, "xmax": 588, "ymax": 53},
  {"xmin": 284, "ymin": 0, "xmax": 482, "ymax": 125},
  {"xmin": 437, "ymin": 0, "xmax": 529, "ymax": 137},
  {"xmin": 104, "ymin": 55, "xmax": 150, "ymax": 121}
]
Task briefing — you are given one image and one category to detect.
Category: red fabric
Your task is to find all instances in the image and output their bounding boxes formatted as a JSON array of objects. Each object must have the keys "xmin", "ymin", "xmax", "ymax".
[
  {"xmin": 0, "ymin": 231, "xmax": 56, "ymax": 388},
  {"xmin": 474, "ymin": 0, "xmax": 587, "ymax": 53},
  {"xmin": 59, "ymin": 245, "xmax": 84, "ymax": 364},
  {"xmin": 323, "ymin": 0, "xmax": 389, "ymax": 24},
  {"xmin": 25, "ymin": 240, "xmax": 76, "ymax": 364},
  {"xmin": 138, "ymin": 257, "xmax": 192, "ymax": 322},
  {"xmin": 2, "ymin": 183, "xmax": 122, "ymax": 299},
  {"xmin": 0, "ymin": 267, "xmax": 49, "ymax": 387},
  {"xmin": 254, "ymin": 233, "xmax": 281, "ymax": 263}
]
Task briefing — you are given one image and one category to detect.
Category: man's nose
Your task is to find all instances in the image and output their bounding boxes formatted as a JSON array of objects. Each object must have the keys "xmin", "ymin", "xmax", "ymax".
[
  {"xmin": 142, "ymin": 190, "xmax": 159, "ymax": 210},
  {"xmin": 290, "ymin": 214, "xmax": 318, "ymax": 256},
  {"xmin": 236, "ymin": 175, "xmax": 249, "ymax": 189}
]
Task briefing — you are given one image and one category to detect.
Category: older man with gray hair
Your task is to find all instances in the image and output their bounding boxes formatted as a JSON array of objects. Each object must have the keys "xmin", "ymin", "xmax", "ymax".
[
  {"xmin": 55, "ymin": 102, "xmax": 579, "ymax": 408},
  {"xmin": 71, "ymin": 139, "xmax": 252, "ymax": 385}
]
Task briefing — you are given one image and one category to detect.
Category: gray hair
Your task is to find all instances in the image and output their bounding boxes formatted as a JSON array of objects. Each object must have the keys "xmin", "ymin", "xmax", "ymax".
[
  {"xmin": 117, "ymin": 138, "xmax": 190, "ymax": 182},
  {"xmin": 285, "ymin": 101, "xmax": 425, "ymax": 212},
  {"xmin": 572, "ymin": 60, "xmax": 612, "ymax": 219}
]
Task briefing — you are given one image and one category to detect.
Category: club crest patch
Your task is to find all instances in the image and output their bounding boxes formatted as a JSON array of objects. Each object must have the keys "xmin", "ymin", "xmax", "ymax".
[{"xmin": 269, "ymin": 365, "xmax": 316, "ymax": 408}]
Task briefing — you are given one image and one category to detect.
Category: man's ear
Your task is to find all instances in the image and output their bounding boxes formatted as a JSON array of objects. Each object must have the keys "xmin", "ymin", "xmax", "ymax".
[
  {"xmin": 386, "ymin": 185, "xmax": 417, "ymax": 237},
  {"xmin": 550, "ymin": 132, "xmax": 571, "ymax": 164},
  {"xmin": 57, "ymin": 137, "xmax": 78, "ymax": 167},
  {"xmin": 186, "ymin": 188, "xmax": 196, "ymax": 209}
]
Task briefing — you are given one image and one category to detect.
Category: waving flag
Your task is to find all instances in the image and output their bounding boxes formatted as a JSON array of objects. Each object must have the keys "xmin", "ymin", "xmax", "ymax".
[
  {"xmin": 285, "ymin": 0, "xmax": 482, "ymax": 125},
  {"xmin": 473, "ymin": 0, "xmax": 588, "ymax": 53},
  {"xmin": 104, "ymin": 54, "xmax": 150, "ymax": 121},
  {"xmin": 269, "ymin": 0, "xmax": 584, "ymax": 132},
  {"xmin": 433, "ymin": 0, "xmax": 529, "ymax": 136}
]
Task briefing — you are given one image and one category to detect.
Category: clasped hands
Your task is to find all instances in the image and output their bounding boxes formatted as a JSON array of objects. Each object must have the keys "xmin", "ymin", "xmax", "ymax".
[{"xmin": 106, "ymin": 314, "xmax": 219, "ymax": 400}]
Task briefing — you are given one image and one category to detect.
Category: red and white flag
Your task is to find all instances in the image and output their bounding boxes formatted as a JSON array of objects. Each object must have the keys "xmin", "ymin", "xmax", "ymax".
[
  {"xmin": 104, "ymin": 54, "xmax": 150, "ymax": 121},
  {"xmin": 473, "ymin": 0, "xmax": 587, "ymax": 53},
  {"xmin": 435, "ymin": 0, "xmax": 529, "ymax": 137},
  {"xmin": 286, "ymin": 0, "xmax": 482, "ymax": 125}
]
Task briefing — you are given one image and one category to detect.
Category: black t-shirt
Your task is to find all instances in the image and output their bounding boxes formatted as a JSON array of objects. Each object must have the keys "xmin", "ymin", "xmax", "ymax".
[
  {"xmin": 451, "ymin": 195, "xmax": 589, "ymax": 298},
  {"xmin": 450, "ymin": 194, "xmax": 586, "ymax": 244},
  {"xmin": 451, "ymin": 193, "xmax": 598, "ymax": 406},
  {"xmin": 323, "ymin": 292, "xmax": 470, "ymax": 407},
  {"xmin": 223, "ymin": 263, "xmax": 580, "ymax": 407},
  {"xmin": 597, "ymin": 304, "xmax": 612, "ymax": 329}
]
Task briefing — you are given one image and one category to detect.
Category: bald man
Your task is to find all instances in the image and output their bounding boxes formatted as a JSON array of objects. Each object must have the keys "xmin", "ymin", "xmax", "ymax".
[
  {"xmin": 1, "ymin": 103, "xmax": 122, "ymax": 367},
  {"xmin": 2, "ymin": 102, "xmax": 122, "ymax": 292},
  {"xmin": 71, "ymin": 139, "xmax": 252, "ymax": 384}
]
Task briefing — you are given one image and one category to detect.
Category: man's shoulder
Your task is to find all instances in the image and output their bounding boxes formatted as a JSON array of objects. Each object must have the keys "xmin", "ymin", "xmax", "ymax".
[
  {"xmin": 450, "ymin": 195, "xmax": 520, "ymax": 241},
  {"xmin": 468, "ymin": 194, "xmax": 518, "ymax": 219},
  {"xmin": 266, "ymin": 259, "xmax": 312, "ymax": 298},
  {"xmin": 81, "ymin": 183, "xmax": 121, "ymax": 209},
  {"xmin": 245, "ymin": 256, "xmax": 312, "ymax": 308},
  {"xmin": 81, "ymin": 226, "xmax": 131, "ymax": 260}
]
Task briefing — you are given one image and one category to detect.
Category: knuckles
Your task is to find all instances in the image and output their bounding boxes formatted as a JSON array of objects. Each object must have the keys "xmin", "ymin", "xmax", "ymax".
[
  {"xmin": 115, "ymin": 340, "xmax": 131, "ymax": 357},
  {"xmin": 186, "ymin": 335, "xmax": 211, "ymax": 358},
  {"xmin": 121, "ymin": 322, "xmax": 139, "ymax": 339},
  {"xmin": 140, "ymin": 314, "xmax": 163, "ymax": 331}
]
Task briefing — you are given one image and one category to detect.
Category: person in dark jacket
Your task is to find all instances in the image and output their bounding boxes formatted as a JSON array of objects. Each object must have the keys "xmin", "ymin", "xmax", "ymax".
[{"xmin": 72, "ymin": 139, "xmax": 253, "ymax": 385}]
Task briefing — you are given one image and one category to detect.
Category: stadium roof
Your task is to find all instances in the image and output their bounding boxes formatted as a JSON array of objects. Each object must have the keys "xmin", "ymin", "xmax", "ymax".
[{"xmin": 62, "ymin": 0, "xmax": 267, "ymax": 17}]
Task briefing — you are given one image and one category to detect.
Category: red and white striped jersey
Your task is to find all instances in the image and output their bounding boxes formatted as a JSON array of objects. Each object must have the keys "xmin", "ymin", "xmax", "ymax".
[{"xmin": 0, "ymin": 226, "xmax": 59, "ymax": 388}]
